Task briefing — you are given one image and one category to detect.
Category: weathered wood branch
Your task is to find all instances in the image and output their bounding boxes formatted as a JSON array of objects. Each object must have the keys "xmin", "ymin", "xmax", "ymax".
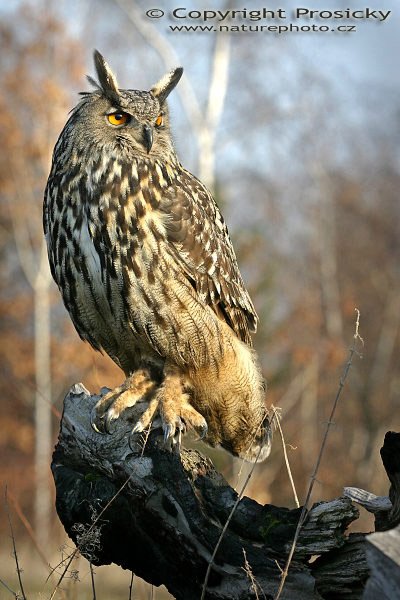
[
  {"xmin": 52, "ymin": 386, "xmax": 398, "ymax": 600},
  {"xmin": 347, "ymin": 431, "xmax": 400, "ymax": 600}
]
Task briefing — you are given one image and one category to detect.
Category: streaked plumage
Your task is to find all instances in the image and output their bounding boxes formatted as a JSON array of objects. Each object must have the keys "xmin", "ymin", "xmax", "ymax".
[{"xmin": 44, "ymin": 51, "xmax": 271, "ymax": 461}]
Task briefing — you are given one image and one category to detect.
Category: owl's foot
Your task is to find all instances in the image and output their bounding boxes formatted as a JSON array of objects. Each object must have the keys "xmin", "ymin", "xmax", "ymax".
[
  {"xmin": 91, "ymin": 369, "xmax": 156, "ymax": 434},
  {"xmin": 132, "ymin": 366, "xmax": 208, "ymax": 445}
]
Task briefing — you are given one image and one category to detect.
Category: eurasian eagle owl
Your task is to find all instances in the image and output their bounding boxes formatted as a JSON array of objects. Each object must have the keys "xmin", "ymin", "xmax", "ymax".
[{"xmin": 43, "ymin": 51, "xmax": 272, "ymax": 462}]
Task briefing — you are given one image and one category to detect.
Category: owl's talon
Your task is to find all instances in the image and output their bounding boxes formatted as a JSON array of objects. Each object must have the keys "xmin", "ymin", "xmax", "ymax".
[
  {"xmin": 163, "ymin": 423, "xmax": 175, "ymax": 442},
  {"xmin": 175, "ymin": 427, "xmax": 183, "ymax": 452},
  {"xmin": 162, "ymin": 417, "xmax": 186, "ymax": 451},
  {"xmin": 90, "ymin": 407, "xmax": 107, "ymax": 435},
  {"xmin": 131, "ymin": 421, "xmax": 144, "ymax": 435},
  {"xmin": 197, "ymin": 421, "xmax": 208, "ymax": 440},
  {"xmin": 104, "ymin": 412, "xmax": 118, "ymax": 434}
]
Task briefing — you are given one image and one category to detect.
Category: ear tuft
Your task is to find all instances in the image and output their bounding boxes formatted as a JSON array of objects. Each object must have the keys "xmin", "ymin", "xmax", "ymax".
[
  {"xmin": 151, "ymin": 67, "xmax": 183, "ymax": 104},
  {"xmin": 93, "ymin": 50, "xmax": 120, "ymax": 102},
  {"xmin": 86, "ymin": 74, "xmax": 100, "ymax": 90}
]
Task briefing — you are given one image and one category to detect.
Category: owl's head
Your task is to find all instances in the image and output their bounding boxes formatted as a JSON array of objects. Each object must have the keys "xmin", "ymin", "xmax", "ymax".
[{"xmin": 68, "ymin": 50, "xmax": 182, "ymax": 161}]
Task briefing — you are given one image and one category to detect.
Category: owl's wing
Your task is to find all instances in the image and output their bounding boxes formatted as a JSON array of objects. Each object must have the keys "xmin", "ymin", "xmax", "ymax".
[{"xmin": 160, "ymin": 167, "xmax": 258, "ymax": 346}]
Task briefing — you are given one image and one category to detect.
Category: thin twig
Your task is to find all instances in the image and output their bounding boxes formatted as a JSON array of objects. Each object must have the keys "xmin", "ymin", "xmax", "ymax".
[
  {"xmin": 128, "ymin": 572, "xmax": 135, "ymax": 600},
  {"xmin": 271, "ymin": 406, "xmax": 300, "ymax": 508},
  {"xmin": 5, "ymin": 488, "xmax": 27, "ymax": 600},
  {"xmin": 274, "ymin": 308, "xmax": 363, "ymax": 600},
  {"xmin": 0, "ymin": 577, "xmax": 17, "ymax": 597},
  {"xmin": 48, "ymin": 473, "xmax": 133, "ymax": 599},
  {"xmin": 7, "ymin": 490, "xmax": 50, "ymax": 569},
  {"xmin": 242, "ymin": 549, "xmax": 266, "ymax": 600},
  {"xmin": 140, "ymin": 424, "xmax": 153, "ymax": 457},
  {"xmin": 235, "ymin": 406, "xmax": 273, "ymax": 488},
  {"xmin": 201, "ymin": 408, "xmax": 274, "ymax": 597},
  {"xmin": 90, "ymin": 563, "xmax": 97, "ymax": 600},
  {"xmin": 200, "ymin": 442, "xmax": 263, "ymax": 600}
]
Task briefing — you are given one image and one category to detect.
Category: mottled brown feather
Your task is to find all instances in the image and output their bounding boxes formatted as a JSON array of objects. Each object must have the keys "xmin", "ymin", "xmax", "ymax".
[{"xmin": 160, "ymin": 167, "xmax": 258, "ymax": 345}]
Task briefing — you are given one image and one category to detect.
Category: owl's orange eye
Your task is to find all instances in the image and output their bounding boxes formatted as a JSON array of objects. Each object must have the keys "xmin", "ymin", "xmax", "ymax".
[
  {"xmin": 155, "ymin": 114, "xmax": 164, "ymax": 127},
  {"xmin": 107, "ymin": 112, "xmax": 130, "ymax": 126}
]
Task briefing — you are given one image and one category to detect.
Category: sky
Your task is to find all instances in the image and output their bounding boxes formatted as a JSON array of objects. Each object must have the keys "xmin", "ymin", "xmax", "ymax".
[
  {"xmin": 2, "ymin": 0, "xmax": 397, "ymax": 90},
  {"xmin": 2, "ymin": 0, "xmax": 398, "ymax": 190},
  {"xmin": 286, "ymin": 0, "xmax": 398, "ymax": 88}
]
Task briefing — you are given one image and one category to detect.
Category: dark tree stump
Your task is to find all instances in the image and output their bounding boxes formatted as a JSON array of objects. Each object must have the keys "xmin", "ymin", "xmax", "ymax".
[{"xmin": 53, "ymin": 385, "xmax": 399, "ymax": 600}]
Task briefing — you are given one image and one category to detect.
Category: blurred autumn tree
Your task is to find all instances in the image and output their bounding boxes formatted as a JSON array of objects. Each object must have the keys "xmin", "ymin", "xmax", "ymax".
[
  {"xmin": 0, "ymin": 5, "xmax": 121, "ymax": 547},
  {"xmin": 0, "ymin": 1, "xmax": 399, "ymax": 580},
  {"xmin": 238, "ymin": 95, "xmax": 400, "ymax": 505}
]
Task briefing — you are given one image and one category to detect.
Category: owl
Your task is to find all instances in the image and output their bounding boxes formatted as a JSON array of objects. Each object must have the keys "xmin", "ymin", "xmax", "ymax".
[{"xmin": 44, "ymin": 50, "xmax": 272, "ymax": 462}]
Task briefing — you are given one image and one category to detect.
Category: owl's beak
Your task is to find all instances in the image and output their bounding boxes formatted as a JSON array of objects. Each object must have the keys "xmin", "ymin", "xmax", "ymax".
[{"xmin": 143, "ymin": 124, "xmax": 153, "ymax": 153}]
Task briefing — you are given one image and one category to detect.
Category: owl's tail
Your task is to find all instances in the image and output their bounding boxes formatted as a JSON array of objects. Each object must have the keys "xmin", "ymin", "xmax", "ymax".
[{"xmin": 189, "ymin": 325, "xmax": 273, "ymax": 462}]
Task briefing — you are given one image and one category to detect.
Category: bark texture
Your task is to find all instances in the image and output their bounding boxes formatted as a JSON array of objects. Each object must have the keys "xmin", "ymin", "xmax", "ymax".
[{"xmin": 52, "ymin": 386, "xmax": 398, "ymax": 600}]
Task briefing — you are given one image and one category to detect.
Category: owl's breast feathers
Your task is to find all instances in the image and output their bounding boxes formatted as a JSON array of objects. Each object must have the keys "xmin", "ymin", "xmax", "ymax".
[{"xmin": 44, "ymin": 155, "xmax": 258, "ymax": 361}]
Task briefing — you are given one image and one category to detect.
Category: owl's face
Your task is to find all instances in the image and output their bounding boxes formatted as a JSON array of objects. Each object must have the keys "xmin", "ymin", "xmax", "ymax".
[{"xmin": 66, "ymin": 51, "xmax": 183, "ymax": 162}]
